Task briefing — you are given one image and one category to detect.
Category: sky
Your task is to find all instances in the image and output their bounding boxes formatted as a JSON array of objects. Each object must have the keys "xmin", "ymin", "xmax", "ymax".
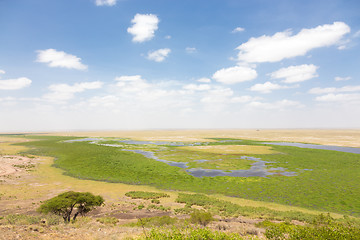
[{"xmin": 0, "ymin": 0, "xmax": 360, "ymax": 132}]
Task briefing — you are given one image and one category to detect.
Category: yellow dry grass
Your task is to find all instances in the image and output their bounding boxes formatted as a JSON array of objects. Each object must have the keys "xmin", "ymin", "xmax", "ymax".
[
  {"xmin": 179, "ymin": 145, "xmax": 276, "ymax": 155},
  {"xmin": 0, "ymin": 136, "xmax": 30, "ymax": 155},
  {"xmin": 44, "ymin": 129, "xmax": 360, "ymax": 147}
]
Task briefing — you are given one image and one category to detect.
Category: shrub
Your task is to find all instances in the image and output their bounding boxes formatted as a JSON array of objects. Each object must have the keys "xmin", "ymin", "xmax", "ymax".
[{"xmin": 190, "ymin": 210, "xmax": 214, "ymax": 226}]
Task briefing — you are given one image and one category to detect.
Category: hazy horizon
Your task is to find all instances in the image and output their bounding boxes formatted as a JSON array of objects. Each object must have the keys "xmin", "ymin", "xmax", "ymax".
[{"xmin": 1, "ymin": 0, "xmax": 360, "ymax": 132}]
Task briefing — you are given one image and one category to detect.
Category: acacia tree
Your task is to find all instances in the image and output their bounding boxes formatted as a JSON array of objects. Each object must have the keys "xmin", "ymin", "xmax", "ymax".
[{"xmin": 38, "ymin": 191, "xmax": 104, "ymax": 222}]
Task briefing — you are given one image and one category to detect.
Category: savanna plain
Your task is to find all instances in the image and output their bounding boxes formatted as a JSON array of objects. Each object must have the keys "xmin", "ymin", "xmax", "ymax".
[{"xmin": 0, "ymin": 129, "xmax": 360, "ymax": 239}]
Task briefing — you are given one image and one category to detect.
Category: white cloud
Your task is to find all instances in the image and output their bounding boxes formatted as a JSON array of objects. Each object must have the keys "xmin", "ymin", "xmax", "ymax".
[
  {"xmin": 183, "ymin": 84, "xmax": 211, "ymax": 91},
  {"xmin": 270, "ymin": 64, "xmax": 318, "ymax": 83},
  {"xmin": 232, "ymin": 27, "xmax": 245, "ymax": 33},
  {"xmin": 335, "ymin": 76, "xmax": 351, "ymax": 81},
  {"xmin": 95, "ymin": 0, "xmax": 116, "ymax": 6},
  {"xmin": 165, "ymin": 35, "xmax": 171, "ymax": 39},
  {"xmin": 36, "ymin": 49, "xmax": 88, "ymax": 70},
  {"xmin": 200, "ymin": 87, "xmax": 234, "ymax": 103},
  {"xmin": 185, "ymin": 47, "xmax": 197, "ymax": 53},
  {"xmin": 127, "ymin": 14, "xmax": 159, "ymax": 43},
  {"xmin": 0, "ymin": 70, "xmax": 5, "ymax": 75},
  {"xmin": 237, "ymin": 22, "xmax": 350, "ymax": 63},
  {"xmin": 212, "ymin": 66, "xmax": 257, "ymax": 84},
  {"xmin": 249, "ymin": 99, "xmax": 303, "ymax": 110},
  {"xmin": 115, "ymin": 75, "xmax": 149, "ymax": 92},
  {"xmin": 147, "ymin": 48, "xmax": 171, "ymax": 62},
  {"xmin": 0, "ymin": 77, "xmax": 32, "ymax": 90},
  {"xmin": 197, "ymin": 78, "xmax": 211, "ymax": 83},
  {"xmin": 315, "ymin": 93, "xmax": 360, "ymax": 103},
  {"xmin": 309, "ymin": 85, "xmax": 360, "ymax": 94},
  {"xmin": 231, "ymin": 95, "xmax": 260, "ymax": 103},
  {"xmin": 249, "ymin": 81, "xmax": 289, "ymax": 93},
  {"xmin": 89, "ymin": 95, "xmax": 119, "ymax": 107},
  {"xmin": 44, "ymin": 81, "xmax": 103, "ymax": 102}
]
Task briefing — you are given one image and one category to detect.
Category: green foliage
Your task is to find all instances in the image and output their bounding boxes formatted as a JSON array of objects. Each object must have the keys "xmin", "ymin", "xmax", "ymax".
[
  {"xmin": 96, "ymin": 216, "xmax": 119, "ymax": 225},
  {"xmin": 135, "ymin": 216, "xmax": 177, "ymax": 228},
  {"xmin": 190, "ymin": 210, "xmax": 214, "ymax": 226},
  {"xmin": 176, "ymin": 193, "xmax": 317, "ymax": 222},
  {"xmin": 151, "ymin": 199, "xmax": 160, "ymax": 204},
  {"xmin": 144, "ymin": 227, "xmax": 244, "ymax": 239},
  {"xmin": 147, "ymin": 204, "xmax": 171, "ymax": 211},
  {"xmin": 263, "ymin": 214, "xmax": 360, "ymax": 240},
  {"xmin": 125, "ymin": 191, "xmax": 170, "ymax": 200},
  {"xmin": 38, "ymin": 191, "xmax": 104, "ymax": 222}
]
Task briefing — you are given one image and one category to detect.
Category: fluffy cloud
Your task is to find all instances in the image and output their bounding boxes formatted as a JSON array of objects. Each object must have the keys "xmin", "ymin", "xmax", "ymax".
[
  {"xmin": 201, "ymin": 87, "xmax": 234, "ymax": 103},
  {"xmin": 127, "ymin": 14, "xmax": 159, "ymax": 43},
  {"xmin": 270, "ymin": 64, "xmax": 318, "ymax": 83},
  {"xmin": 183, "ymin": 84, "xmax": 211, "ymax": 91},
  {"xmin": 232, "ymin": 27, "xmax": 245, "ymax": 33},
  {"xmin": 147, "ymin": 48, "xmax": 171, "ymax": 62},
  {"xmin": 249, "ymin": 99, "xmax": 303, "ymax": 110},
  {"xmin": 335, "ymin": 76, "xmax": 351, "ymax": 81},
  {"xmin": 315, "ymin": 93, "xmax": 360, "ymax": 103},
  {"xmin": 0, "ymin": 77, "xmax": 31, "ymax": 90},
  {"xmin": 197, "ymin": 78, "xmax": 211, "ymax": 83},
  {"xmin": 44, "ymin": 81, "xmax": 103, "ymax": 102},
  {"xmin": 115, "ymin": 75, "xmax": 149, "ymax": 92},
  {"xmin": 95, "ymin": 0, "xmax": 116, "ymax": 6},
  {"xmin": 185, "ymin": 47, "xmax": 197, "ymax": 53},
  {"xmin": 249, "ymin": 81, "xmax": 290, "ymax": 93},
  {"xmin": 0, "ymin": 70, "xmax": 5, "ymax": 75},
  {"xmin": 212, "ymin": 66, "xmax": 257, "ymax": 84},
  {"xmin": 36, "ymin": 49, "xmax": 88, "ymax": 70},
  {"xmin": 309, "ymin": 85, "xmax": 360, "ymax": 94},
  {"xmin": 237, "ymin": 22, "xmax": 350, "ymax": 63},
  {"xmin": 89, "ymin": 95, "xmax": 119, "ymax": 107}
]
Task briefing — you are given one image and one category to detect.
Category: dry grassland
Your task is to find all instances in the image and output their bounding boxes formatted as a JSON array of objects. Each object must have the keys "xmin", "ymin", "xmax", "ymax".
[{"xmin": 45, "ymin": 129, "xmax": 360, "ymax": 147}]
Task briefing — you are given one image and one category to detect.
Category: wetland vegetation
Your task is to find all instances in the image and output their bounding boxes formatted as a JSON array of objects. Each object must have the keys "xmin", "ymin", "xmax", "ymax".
[{"xmin": 18, "ymin": 135, "xmax": 360, "ymax": 217}]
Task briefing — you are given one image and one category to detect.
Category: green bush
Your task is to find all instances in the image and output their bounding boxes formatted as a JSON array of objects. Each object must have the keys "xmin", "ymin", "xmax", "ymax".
[
  {"xmin": 264, "ymin": 214, "xmax": 360, "ymax": 240},
  {"xmin": 144, "ymin": 227, "xmax": 243, "ymax": 239},
  {"xmin": 190, "ymin": 210, "xmax": 214, "ymax": 226}
]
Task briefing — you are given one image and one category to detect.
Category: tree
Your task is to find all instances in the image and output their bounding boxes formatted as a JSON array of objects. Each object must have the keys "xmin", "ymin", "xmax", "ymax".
[{"xmin": 38, "ymin": 191, "xmax": 104, "ymax": 222}]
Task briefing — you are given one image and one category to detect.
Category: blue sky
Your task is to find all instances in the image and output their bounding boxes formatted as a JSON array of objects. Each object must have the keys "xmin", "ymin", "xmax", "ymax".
[{"xmin": 0, "ymin": 0, "xmax": 360, "ymax": 131}]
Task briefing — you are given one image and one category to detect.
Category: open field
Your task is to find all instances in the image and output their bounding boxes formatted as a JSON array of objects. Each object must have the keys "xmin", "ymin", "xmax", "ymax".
[
  {"xmin": 1, "ymin": 130, "xmax": 360, "ymax": 239},
  {"xmin": 45, "ymin": 129, "xmax": 360, "ymax": 147}
]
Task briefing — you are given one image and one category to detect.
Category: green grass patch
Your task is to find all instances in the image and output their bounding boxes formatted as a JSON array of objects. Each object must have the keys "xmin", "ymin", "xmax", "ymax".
[
  {"xmin": 143, "ymin": 227, "xmax": 245, "ymax": 239},
  {"xmin": 125, "ymin": 191, "xmax": 170, "ymax": 200},
  {"xmin": 176, "ymin": 193, "xmax": 318, "ymax": 222},
  {"xmin": 260, "ymin": 214, "xmax": 360, "ymax": 240}
]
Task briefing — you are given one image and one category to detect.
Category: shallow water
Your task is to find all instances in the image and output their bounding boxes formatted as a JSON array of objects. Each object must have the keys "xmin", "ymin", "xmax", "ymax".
[
  {"xmin": 123, "ymin": 149, "xmax": 296, "ymax": 178},
  {"xmin": 263, "ymin": 142, "xmax": 360, "ymax": 154},
  {"xmin": 65, "ymin": 138, "xmax": 297, "ymax": 178}
]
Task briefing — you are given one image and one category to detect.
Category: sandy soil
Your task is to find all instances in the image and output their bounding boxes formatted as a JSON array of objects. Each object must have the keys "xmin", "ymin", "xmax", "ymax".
[{"xmin": 0, "ymin": 155, "xmax": 39, "ymax": 184}]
